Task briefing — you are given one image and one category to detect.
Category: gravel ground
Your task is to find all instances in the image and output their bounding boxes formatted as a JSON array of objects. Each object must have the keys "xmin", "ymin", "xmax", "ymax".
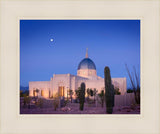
[{"xmin": 20, "ymin": 102, "xmax": 140, "ymax": 114}]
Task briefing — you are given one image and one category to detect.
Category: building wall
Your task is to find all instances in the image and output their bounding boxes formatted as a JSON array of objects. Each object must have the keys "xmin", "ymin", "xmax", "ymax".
[
  {"xmin": 115, "ymin": 93, "xmax": 135, "ymax": 106},
  {"xmin": 29, "ymin": 74, "xmax": 127, "ymax": 98},
  {"xmin": 77, "ymin": 69, "xmax": 97, "ymax": 78},
  {"xmin": 52, "ymin": 74, "xmax": 70, "ymax": 97},
  {"xmin": 29, "ymin": 81, "xmax": 51, "ymax": 98},
  {"xmin": 112, "ymin": 77, "xmax": 127, "ymax": 95},
  {"xmin": 76, "ymin": 76, "xmax": 127, "ymax": 95}
]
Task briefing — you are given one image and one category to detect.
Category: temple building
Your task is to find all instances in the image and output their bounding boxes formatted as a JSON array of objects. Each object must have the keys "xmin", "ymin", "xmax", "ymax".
[{"xmin": 29, "ymin": 49, "xmax": 127, "ymax": 98}]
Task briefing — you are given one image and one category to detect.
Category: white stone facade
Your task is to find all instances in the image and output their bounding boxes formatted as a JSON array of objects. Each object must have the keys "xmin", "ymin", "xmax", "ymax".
[
  {"xmin": 29, "ymin": 74, "xmax": 126, "ymax": 98},
  {"xmin": 29, "ymin": 49, "xmax": 127, "ymax": 98}
]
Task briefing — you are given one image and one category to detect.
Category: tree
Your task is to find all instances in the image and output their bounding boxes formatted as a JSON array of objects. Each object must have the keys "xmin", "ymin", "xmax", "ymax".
[
  {"xmin": 90, "ymin": 89, "xmax": 93, "ymax": 97},
  {"xmin": 75, "ymin": 83, "xmax": 86, "ymax": 111},
  {"xmin": 98, "ymin": 90, "xmax": 105, "ymax": 108},
  {"xmin": 68, "ymin": 89, "xmax": 74, "ymax": 103},
  {"xmin": 35, "ymin": 89, "xmax": 40, "ymax": 98},
  {"xmin": 93, "ymin": 88, "xmax": 98, "ymax": 102},
  {"xmin": 33, "ymin": 90, "xmax": 36, "ymax": 97},
  {"xmin": 20, "ymin": 90, "xmax": 23, "ymax": 97},
  {"xmin": 86, "ymin": 88, "xmax": 90, "ymax": 99},
  {"xmin": 20, "ymin": 90, "xmax": 29, "ymax": 97}
]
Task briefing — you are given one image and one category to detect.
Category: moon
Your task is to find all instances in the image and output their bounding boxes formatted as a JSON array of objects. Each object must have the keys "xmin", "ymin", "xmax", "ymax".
[{"xmin": 50, "ymin": 38, "xmax": 54, "ymax": 42}]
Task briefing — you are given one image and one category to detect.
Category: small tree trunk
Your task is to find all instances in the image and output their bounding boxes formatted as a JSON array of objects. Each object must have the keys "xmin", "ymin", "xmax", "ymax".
[{"xmin": 102, "ymin": 99, "xmax": 104, "ymax": 108}]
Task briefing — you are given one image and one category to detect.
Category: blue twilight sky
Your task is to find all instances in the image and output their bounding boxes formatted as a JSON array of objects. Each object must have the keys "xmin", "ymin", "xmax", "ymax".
[{"xmin": 20, "ymin": 20, "xmax": 140, "ymax": 89}]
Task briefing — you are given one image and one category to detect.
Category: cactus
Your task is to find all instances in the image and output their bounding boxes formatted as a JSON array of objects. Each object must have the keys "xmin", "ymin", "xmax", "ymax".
[
  {"xmin": 78, "ymin": 83, "xmax": 86, "ymax": 110},
  {"xmin": 104, "ymin": 66, "xmax": 115, "ymax": 114},
  {"xmin": 80, "ymin": 82, "xmax": 86, "ymax": 110}
]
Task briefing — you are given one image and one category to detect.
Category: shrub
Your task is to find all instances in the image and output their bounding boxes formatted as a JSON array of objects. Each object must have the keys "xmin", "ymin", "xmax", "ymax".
[
  {"xmin": 53, "ymin": 93, "xmax": 59, "ymax": 111},
  {"xmin": 24, "ymin": 96, "xmax": 32, "ymax": 109},
  {"xmin": 98, "ymin": 90, "xmax": 105, "ymax": 108},
  {"xmin": 20, "ymin": 90, "xmax": 29, "ymax": 97},
  {"xmin": 127, "ymin": 89, "xmax": 134, "ymax": 93},
  {"xmin": 114, "ymin": 87, "xmax": 121, "ymax": 95},
  {"xmin": 64, "ymin": 99, "xmax": 69, "ymax": 107},
  {"xmin": 36, "ymin": 98, "xmax": 44, "ymax": 108}
]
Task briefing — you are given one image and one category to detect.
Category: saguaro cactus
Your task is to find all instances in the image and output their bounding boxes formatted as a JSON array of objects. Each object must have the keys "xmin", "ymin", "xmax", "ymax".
[
  {"xmin": 104, "ymin": 66, "xmax": 115, "ymax": 114},
  {"xmin": 79, "ymin": 82, "xmax": 86, "ymax": 111}
]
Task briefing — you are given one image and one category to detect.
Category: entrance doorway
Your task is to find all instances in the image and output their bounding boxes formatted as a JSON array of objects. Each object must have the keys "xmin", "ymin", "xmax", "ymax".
[
  {"xmin": 58, "ymin": 86, "xmax": 64, "ymax": 97},
  {"xmin": 41, "ymin": 90, "xmax": 44, "ymax": 97}
]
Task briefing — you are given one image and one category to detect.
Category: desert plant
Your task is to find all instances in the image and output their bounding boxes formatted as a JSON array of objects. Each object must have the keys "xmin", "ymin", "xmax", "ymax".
[
  {"xmin": 68, "ymin": 89, "xmax": 74, "ymax": 103},
  {"xmin": 64, "ymin": 99, "xmax": 69, "ymax": 107},
  {"xmin": 104, "ymin": 66, "xmax": 115, "ymax": 114},
  {"xmin": 86, "ymin": 88, "xmax": 90, "ymax": 99},
  {"xmin": 24, "ymin": 96, "xmax": 32, "ymax": 109},
  {"xmin": 75, "ymin": 88, "xmax": 79, "ymax": 99},
  {"xmin": 127, "ymin": 89, "xmax": 134, "ymax": 93},
  {"xmin": 53, "ymin": 93, "xmax": 59, "ymax": 111},
  {"xmin": 98, "ymin": 90, "xmax": 105, "ymax": 108},
  {"xmin": 125, "ymin": 64, "xmax": 140, "ymax": 104},
  {"xmin": 90, "ymin": 89, "xmax": 93, "ymax": 96},
  {"xmin": 20, "ymin": 90, "xmax": 29, "ymax": 97},
  {"xmin": 33, "ymin": 90, "xmax": 35, "ymax": 97},
  {"xmin": 20, "ymin": 90, "xmax": 23, "ymax": 97},
  {"xmin": 93, "ymin": 88, "xmax": 98, "ymax": 102},
  {"xmin": 80, "ymin": 83, "xmax": 86, "ymax": 110},
  {"xmin": 23, "ymin": 96, "xmax": 27, "ymax": 108},
  {"xmin": 75, "ymin": 83, "xmax": 86, "ymax": 111},
  {"xmin": 114, "ymin": 87, "xmax": 121, "ymax": 95},
  {"xmin": 49, "ymin": 90, "xmax": 51, "ymax": 98},
  {"xmin": 35, "ymin": 89, "xmax": 40, "ymax": 98},
  {"xmin": 36, "ymin": 98, "xmax": 44, "ymax": 108}
]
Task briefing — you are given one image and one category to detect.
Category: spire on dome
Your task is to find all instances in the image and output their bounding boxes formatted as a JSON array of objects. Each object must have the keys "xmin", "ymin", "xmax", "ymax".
[{"xmin": 85, "ymin": 48, "xmax": 88, "ymax": 58}]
